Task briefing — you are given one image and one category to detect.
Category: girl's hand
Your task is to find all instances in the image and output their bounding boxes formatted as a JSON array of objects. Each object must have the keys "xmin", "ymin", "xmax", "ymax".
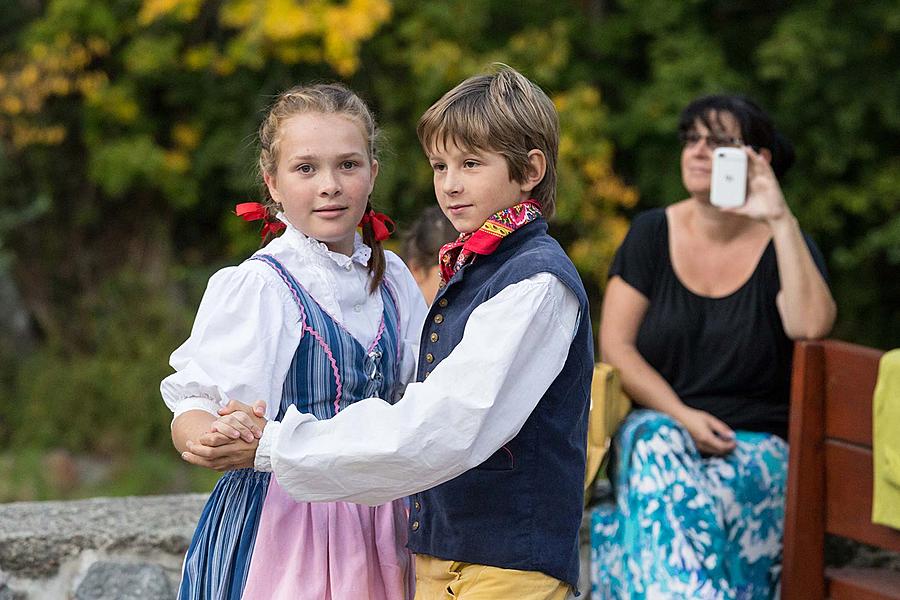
[
  {"xmin": 211, "ymin": 400, "xmax": 267, "ymax": 443},
  {"xmin": 181, "ymin": 437, "xmax": 259, "ymax": 471},
  {"xmin": 196, "ymin": 430, "xmax": 233, "ymax": 448},
  {"xmin": 723, "ymin": 146, "xmax": 791, "ymax": 225},
  {"xmin": 674, "ymin": 407, "xmax": 737, "ymax": 456}
]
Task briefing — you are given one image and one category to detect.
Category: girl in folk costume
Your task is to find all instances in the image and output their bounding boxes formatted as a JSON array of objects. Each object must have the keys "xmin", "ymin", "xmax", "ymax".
[{"xmin": 161, "ymin": 83, "xmax": 427, "ymax": 600}]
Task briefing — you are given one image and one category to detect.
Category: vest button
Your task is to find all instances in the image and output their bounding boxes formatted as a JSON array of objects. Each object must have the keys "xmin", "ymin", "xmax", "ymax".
[
  {"xmin": 434, "ymin": 314, "xmax": 444, "ymax": 324},
  {"xmin": 430, "ymin": 332, "xmax": 439, "ymax": 343},
  {"xmin": 425, "ymin": 353, "xmax": 434, "ymax": 363},
  {"xmin": 423, "ymin": 370, "xmax": 430, "ymax": 378},
  {"xmin": 411, "ymin": 520, "xmax": 420, "ymax": 531},
  {"xmin": 414, "ymin": 500, "xmax": 421, "ymax": 511},
  {"xmin": 438, "ymin": 298, "xmax": 448, "ymax": 307}
]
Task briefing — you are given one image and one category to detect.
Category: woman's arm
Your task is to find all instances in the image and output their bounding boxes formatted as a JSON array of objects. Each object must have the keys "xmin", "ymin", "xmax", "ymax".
[
  {"xmin": 600, "ymin": 276, "xmax": 736, "ymax": 455},
  {"xmin": 729, "ymin": 148, "xmax": 836, "ymax": 339},
  {"xmin": 770, "ymin": 215, "xmax": 836, "ymax": 339}
]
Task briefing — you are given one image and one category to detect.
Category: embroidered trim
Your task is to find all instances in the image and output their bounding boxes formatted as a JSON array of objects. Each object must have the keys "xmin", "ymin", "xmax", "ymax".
[
  {"xmin": 250, "ymin": 255, "xmax": 343, "ymax": 409},
  {"xmin": 248, "ymin": 254, "xmax": 402, "ymax": 413},
  {"xmin": 381, "ymin": 278, "xmax": 403, "ymax": 367}
]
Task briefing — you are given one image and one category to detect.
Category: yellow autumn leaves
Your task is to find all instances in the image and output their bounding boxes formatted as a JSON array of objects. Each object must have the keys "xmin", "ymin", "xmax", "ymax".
[
  {"xmin": 140, "ymin": 0, "xmax": 391, "ymax": 75},
  {"xmin": 0, "ymin": 34, "xmax": 108, "ymax": 148}
]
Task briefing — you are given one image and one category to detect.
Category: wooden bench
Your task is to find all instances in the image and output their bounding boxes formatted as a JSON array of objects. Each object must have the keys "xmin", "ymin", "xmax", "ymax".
[{"xmin": 783, "ymin": 339, "xmax": 900, "ymax": 599}]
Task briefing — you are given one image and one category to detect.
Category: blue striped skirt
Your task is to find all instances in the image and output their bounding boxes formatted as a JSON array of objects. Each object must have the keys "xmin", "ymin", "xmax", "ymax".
[{"xmin": 178, "ymin": 469, "xmax": 271, "ymax": 600}]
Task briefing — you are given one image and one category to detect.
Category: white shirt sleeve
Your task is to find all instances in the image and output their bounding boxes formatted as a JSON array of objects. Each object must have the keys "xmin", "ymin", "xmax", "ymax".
[
  {"xmin": 384, "ymin": 252, "xmax": 429, "ymax": 390},
  {"xmin": 255, "ymin": 272, "xmax": 581, "ymax": 505},
  {"xmin": 160, "ymin": 264, "xmax": 302, "ymax": 423}
]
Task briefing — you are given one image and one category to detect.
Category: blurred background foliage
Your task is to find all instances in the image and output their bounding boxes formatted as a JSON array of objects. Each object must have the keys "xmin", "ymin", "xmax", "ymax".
[{"xmin": 0, "ymin": 0, "xmax": 897, "ymax": 500}]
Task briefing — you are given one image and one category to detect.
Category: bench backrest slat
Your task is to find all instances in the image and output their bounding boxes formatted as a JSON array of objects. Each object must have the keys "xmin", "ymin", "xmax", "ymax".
[
  {"xmin": 823, "ymin": 343, "xmax": 883, "ymax": 445},
  {"xmin": 782, "ymin": 339, "xmax": 900, "ymax": 600},
  {"xmin": 825, "ymin": 439, "xmax": 900, "ymax": 552}
]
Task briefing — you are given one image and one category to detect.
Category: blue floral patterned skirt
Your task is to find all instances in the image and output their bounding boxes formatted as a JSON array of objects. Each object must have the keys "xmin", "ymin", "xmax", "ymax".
[{"xmin": 590, "ymin": 410, "xmax": 788, "ymax": 600}]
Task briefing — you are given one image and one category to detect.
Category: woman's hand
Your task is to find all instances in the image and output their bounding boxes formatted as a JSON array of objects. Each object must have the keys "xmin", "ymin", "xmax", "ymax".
[
  {"xmin": 674, "ymin": 407, "xmax": 737, "ymax": 456},
  {"xmin": 724, "ymin": 147, "xmax": 790, "ymax": 225}
]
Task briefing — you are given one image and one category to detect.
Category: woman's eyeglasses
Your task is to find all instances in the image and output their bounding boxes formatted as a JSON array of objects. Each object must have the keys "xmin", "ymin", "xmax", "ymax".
[{"xmin": 679, "ymin": 131, "xmax": 744, "ymax": 150}]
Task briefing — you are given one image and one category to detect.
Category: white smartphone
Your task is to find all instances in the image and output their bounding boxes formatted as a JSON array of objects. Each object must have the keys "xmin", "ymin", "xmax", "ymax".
[{"xmin": 710, "ymin": 147, "xmax": 748, "ymax": 208}]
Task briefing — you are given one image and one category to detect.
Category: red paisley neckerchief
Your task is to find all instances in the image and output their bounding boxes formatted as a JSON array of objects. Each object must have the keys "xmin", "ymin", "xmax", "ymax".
[{"xmin": 438, "ymin": 200, "xmax": 542, "ymax": 285}]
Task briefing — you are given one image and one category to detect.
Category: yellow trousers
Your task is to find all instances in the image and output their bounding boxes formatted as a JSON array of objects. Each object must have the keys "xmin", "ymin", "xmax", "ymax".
[{"xmin": 414, "ymin": 554, "xmax": 570, "ymax": 600}]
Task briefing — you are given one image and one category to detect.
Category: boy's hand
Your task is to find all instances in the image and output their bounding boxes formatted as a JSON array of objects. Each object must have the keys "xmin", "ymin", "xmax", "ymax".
[
  {"xmin": 181, "ymin": 437, "xmax": 259, "ymax": 471},
  {"xmin": 218, "ymin": 399, "xmax": 267, "ymax": 419},
  {"xmin": 211, "ymin": 400, "xmax": 267, "ymax": 443}
]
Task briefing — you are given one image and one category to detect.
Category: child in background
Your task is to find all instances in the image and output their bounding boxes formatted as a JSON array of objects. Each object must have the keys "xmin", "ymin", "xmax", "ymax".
[
  {"xmin": 161, "ymin": 83, "xmax": 427, "ymax": 600},
  {"xmin": 185, "ymin": 65, "xmax": 594, "ymax": 600},
  {"xmin": 401, "ymin": 205, "xmax": 458, "ymax": 304}
]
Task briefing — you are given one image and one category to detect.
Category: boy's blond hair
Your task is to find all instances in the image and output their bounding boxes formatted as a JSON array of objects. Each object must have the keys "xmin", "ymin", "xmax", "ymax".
[{"xmin": 416, "ymin": 65, "xmax": 560, "ymax": 218}]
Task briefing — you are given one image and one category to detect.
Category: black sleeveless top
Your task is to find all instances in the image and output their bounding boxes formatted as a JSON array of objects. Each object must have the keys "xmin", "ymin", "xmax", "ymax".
[{"xmin": 610, "ymin": 208, "xmax": 828, "ymax": 439}]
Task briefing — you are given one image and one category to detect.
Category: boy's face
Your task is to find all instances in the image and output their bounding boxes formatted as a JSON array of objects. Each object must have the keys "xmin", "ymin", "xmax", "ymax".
[{"xmin": 427, "ymin": 140, "xmax": 532, "ymax": 234}]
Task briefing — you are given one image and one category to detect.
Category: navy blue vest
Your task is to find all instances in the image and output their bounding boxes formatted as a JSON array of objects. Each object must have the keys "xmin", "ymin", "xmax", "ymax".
[{"xmin": 407, "ymin": 219, "xmax": 593, "ymax": 587}]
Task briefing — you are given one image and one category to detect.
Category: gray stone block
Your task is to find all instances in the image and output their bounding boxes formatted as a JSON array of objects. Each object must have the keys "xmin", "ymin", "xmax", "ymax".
[
  {"xmin": 74, "ymin": 562, "xmax": 173, "ymax": 600},
  {"xmin": 0, "ymin": 494, "xmax": 206, "ymax": 579},
  {"xmin": 0, "ymin": 584, "xmax": 26, "ymax": 600}
]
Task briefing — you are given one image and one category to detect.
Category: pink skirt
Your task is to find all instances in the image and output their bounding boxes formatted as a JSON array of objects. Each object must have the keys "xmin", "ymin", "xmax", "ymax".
[{"xmin": 241, "ymin": 477, "xmax": 414, "ymax": 600}]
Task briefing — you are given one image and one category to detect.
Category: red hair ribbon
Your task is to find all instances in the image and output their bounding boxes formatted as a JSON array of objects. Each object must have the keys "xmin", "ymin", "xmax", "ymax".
[
  {"xmin": 235, "ymin": 202, "xmax": 286, "ymax": 239},
  {"xmin": 359, "ymin": 209, "xmax": 395, "ymax": 242}
]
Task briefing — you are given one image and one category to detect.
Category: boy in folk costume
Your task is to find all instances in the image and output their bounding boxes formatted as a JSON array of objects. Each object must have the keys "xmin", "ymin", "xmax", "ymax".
[{"xmin": 184, "ymin": 66, "xmax": 594, "ymax": 599}]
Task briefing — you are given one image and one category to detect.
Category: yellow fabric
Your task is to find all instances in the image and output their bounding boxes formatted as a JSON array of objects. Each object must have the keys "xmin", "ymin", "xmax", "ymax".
[
  {"xmin": 873, "ymin": 348, "xmax": 900, "ymax": 530},
  {"xmin": 584, "ymin": 362, "xmax": 632, "ymax": 496},
  {"xmin": 414, "ymin": 555, "xmax": 569, "ymax": 600}
]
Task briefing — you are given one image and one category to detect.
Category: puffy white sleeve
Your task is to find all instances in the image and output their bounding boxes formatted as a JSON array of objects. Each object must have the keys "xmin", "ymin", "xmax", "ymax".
[
  {"xmin": 254, "ymin": 273, "xmax": 581, "ymax": 504},
  {"xmin": 383, "ymin": 251, "xmax": 429, "ymax": 389},
  {"xmin": 160, "ymin": 263, "xmax": 302, "ymax": 423}
]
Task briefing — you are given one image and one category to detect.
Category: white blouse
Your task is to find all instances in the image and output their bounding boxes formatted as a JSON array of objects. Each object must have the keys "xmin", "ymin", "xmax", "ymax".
[{"xmin": 160, "ymin": 218, "xmax": 429, "ymax": 422}]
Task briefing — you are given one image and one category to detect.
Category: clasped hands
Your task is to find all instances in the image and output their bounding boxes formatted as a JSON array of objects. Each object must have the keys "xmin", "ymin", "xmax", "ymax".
[{"xmin": 181, "ymin": 400, "xmax": 268, "ymax": 471}]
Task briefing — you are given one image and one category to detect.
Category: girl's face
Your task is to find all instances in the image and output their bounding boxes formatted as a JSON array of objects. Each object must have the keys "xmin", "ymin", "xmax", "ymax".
[{"xmin": 264, "ymin": 112, "xmax": 378, "ymax": 255}]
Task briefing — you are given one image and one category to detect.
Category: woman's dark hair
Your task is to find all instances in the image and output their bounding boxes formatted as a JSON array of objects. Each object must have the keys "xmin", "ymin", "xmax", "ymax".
[
  {"xmin": 402, "ymin": 206, "xmax": 458, "ymax": 270},
  {"xmin": 678, "ymin": 95, "xmax": 796, "ymax": 178}
]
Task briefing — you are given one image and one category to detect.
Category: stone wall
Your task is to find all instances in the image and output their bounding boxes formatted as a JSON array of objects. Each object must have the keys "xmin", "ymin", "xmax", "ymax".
[
  {"xmin": 0, "ymin": 495, "xmax": 205, "ymax": 600},
  {"xmin": 2, "ymin": 493, "xmax": 897, "ymax": 599}
]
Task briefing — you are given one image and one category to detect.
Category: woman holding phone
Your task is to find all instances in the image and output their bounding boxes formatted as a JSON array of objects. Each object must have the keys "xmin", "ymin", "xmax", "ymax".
[{"xmin": 590, "ymin": 95, "xmax": 835, "ymax": 599}]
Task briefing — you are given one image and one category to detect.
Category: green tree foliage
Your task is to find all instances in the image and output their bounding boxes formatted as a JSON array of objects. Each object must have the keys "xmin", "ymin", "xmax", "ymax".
[
  {"xmin": 0, "ymin": 0, "xmax": 896, "ymax": 457},
  {"xmin": 0, "ymin": 0, "xmax": 396, "ymax": 453},
  {"xmin": 574, "ymin": 0, "xmax": 900, "ymax": 347}
]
